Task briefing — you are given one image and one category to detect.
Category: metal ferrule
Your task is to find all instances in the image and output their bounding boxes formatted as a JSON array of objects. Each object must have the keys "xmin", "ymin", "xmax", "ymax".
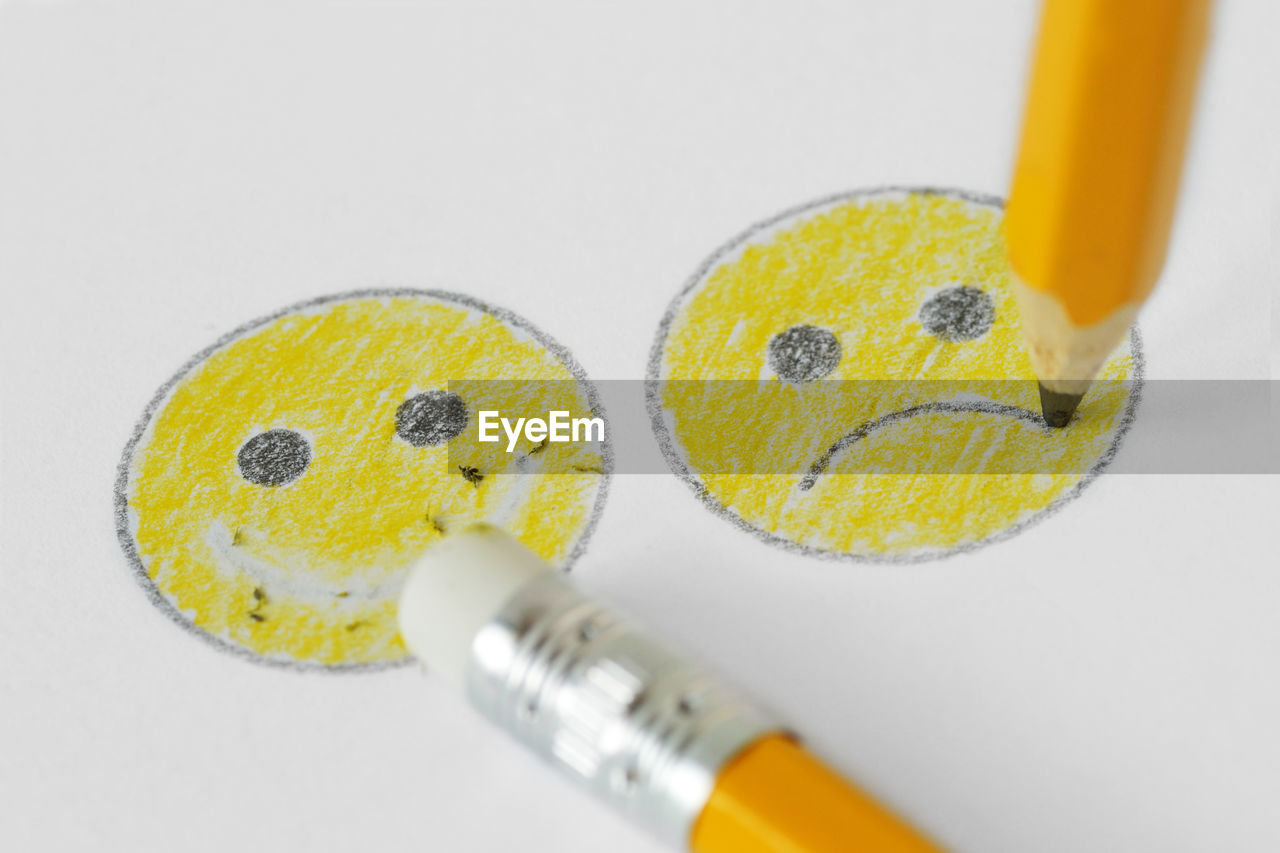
[{"xmin": 465, "ymin": 574, "xmax": 783, "ymax": 848}]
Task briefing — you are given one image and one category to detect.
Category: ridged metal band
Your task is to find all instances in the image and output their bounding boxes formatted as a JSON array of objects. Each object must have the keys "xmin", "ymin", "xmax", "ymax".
[{"xmin": 465, "ymin": 574, "xmax": 782, "ymax": 847}]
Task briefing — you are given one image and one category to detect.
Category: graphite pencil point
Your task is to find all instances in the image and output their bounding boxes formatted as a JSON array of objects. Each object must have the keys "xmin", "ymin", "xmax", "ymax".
[{"xmin": 1038, "ymin": 382, "xmax": 1084, "ymax": 428}]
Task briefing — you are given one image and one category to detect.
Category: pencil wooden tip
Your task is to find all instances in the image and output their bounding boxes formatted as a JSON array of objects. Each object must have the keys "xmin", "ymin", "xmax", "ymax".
[{"xmin": 1038, "ymin": 382, "xmax": 1084, "ymax": 428}]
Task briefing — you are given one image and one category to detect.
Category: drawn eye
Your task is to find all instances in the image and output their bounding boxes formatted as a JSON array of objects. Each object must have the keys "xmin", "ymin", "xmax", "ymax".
[
  {"xmin": 237, "ymin": 429, "xmax": 311, "ymax": 486},
  {"xmin": 767, "ymin": 325, "xmax": 841, "ymax": 383},
  {"xmin": 395, "ymin": 390, "xmax": 468, "ymax": 446},
  {"xmin": 918, "ymin": 286, "xmax": 995, "ymax": 341}
]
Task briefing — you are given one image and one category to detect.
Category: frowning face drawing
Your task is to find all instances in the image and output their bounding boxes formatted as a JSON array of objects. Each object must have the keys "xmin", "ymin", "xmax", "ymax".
[{"xmin": 648, "ymin": 189, "xmax": 1139, "ymax": 561}]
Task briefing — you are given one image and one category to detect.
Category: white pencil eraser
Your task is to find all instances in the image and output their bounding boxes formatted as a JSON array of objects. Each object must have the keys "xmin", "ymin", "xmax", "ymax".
[{"xmin": 397, "ymin": 524, "xmax": 553, "ymax": 687}]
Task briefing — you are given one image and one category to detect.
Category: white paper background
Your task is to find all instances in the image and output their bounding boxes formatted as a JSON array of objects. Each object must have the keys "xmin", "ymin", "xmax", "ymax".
[{"xmin": 2, "ymin": 2, "xmax": 1276, "ymax": 851}]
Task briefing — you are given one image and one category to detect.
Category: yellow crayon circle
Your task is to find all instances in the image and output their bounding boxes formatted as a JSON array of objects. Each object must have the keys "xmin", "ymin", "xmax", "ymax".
[
  {"xmin": 647, "ymin": 189, "xmax": 1140, "ymax": 561},
  {"xmin": 117, "ymin": 291, "xmax": 609, "ymax": 669}
]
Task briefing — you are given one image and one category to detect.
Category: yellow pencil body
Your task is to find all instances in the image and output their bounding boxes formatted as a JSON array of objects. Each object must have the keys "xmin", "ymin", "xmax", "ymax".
[
  {"xmin": 692, "ymin": 736, "xmax": 942, "ymax": 853},
  {"xmin": 1006, "ymin": 0, "xmax": 1210, "ymax": 393}
]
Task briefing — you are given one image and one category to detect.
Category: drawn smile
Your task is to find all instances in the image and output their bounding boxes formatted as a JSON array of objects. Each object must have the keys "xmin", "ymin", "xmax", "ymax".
[
  {"xmin": 203, "ymin": 451, "xmax": 548, "ymax": 605},
  {"xmin": 119, "ymin": 291, "xmax": 608, "ymax": 667},
  {"xmin": 798, "ymin": 400, "xmax": 1046, "ymax": 491},
  {"xmin": 206, "ymin": 520, "xmax": 409, "ymax": 604}
]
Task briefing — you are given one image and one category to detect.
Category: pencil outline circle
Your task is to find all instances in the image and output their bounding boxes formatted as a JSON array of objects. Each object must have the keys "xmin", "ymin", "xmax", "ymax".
[
  {"xmin": 645, "ymin": 186, "xmax": 1144, "ymax": 564},
  {"xmin": 115, "ymin": 287, "xmax": 613, "ymax": 673}
]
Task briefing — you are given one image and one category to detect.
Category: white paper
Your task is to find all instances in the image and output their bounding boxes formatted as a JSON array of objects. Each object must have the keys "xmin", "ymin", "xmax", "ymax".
[{"xmin": 2, "ymin": 2, "xmax": 1276, "ymax": 851}]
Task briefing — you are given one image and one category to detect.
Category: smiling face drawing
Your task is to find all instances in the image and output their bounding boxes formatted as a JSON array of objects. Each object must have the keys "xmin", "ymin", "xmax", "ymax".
[
  {"xmin": 648, "ymin": 189, "xmax": 1140, "ymax": 561},
  {"xmin": 117, "ymin": 291, "xmax": 608, "ymax": 669}
]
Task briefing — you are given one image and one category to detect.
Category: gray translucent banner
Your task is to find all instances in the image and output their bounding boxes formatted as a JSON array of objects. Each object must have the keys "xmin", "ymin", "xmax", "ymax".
[{"xmin": 443, "ymin": 380, "xmax": 1280, "ymax": 476}]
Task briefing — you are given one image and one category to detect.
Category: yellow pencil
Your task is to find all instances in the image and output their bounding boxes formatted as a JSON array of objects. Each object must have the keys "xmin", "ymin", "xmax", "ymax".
[
  {"xmin": 400, "ymin": 526, "xmax": 945, "ymax": 853},
  {"xmin": 1007, "ymin": 0, "xmax": 1211, "ymax": 426}
]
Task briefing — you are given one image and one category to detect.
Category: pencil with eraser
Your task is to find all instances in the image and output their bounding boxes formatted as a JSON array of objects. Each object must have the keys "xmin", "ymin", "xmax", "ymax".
[
  {"xmin": 398, "ymin": 525, "xmax": 944, "ymax": 853},
  {"xmin": 1007, "ymin": 0, "xmax": 1211, "ymax": 426}
]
